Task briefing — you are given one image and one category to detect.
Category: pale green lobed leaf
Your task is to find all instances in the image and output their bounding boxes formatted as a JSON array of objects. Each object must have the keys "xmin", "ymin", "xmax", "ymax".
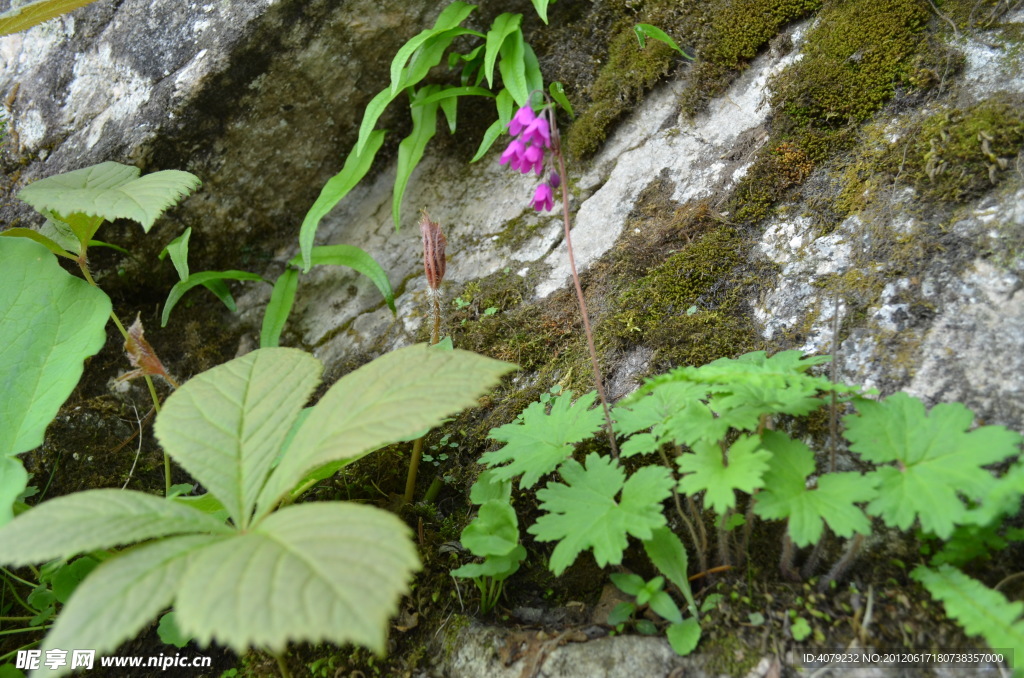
[
  {"xmin": 0, "ymin": 489, "xmax": 232, "ymax": 566},
  {"xmin": 529, "ymin": 454, "xmax": 672, "ymax": 575},
  {"xmin": 845, "ymin": 392, "xmax": 1022, "ymax": 538},
  {"xmin": 257, "ymin": 344, "xmax": 514, "ymax": 515},
  {"xmin": 174, "ymin": 503, "xmax": 420, "ymax": 654},
  {"xmin": 0, "ymin": 238, "xmax": 111, "ymax": 458},
  {"xmin": 678, "ymin": 435, "xmax": 772, "ymax": 515},
  {"xmin": 155, "ymin": 348, "xmax": 321, "ymax": 528},
  {"xmin": 460, "ymin": 499, "xmax": 519, "ymax": 557},
  {"xmin": 35, "ymin": 535, "xmax": 222, "ymax": 677},
  {"xmin": 753, "ymin": 432, "xmax": 876, "ymax": 546},
  {"xmin": 18, "ymin": 162, "xmax": 200, "ymax": 232},
  {"xmin": 481, "ymin": 390, "xmax": 604, "ymax": 488}
]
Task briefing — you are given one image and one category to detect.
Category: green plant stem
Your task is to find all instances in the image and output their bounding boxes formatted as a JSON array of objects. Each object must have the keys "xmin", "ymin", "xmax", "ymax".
[
  {"xmin": 405, "ymin": 437, "xmax": 425, "ymax": 504},
  {"xmin": 404, "ymin": 291, "xmax": 443, "ymax": 504},
  {"xmin": 0, "ymin": 640, "xmax": 40, "ymax": 665},
  {"xmin": 0, "ymin": 616, "xmax": 37, "ymax": 621},
  {"xmin": 272, "ymin": 650, "xmax": 292, "ymax": 678},
  {"xmin": 0, "ymin": 625, "xmax": 51, "ymax": 637},
  {"xmin": 1, "ymin": 567, "xmax": 36, "ymax": 589},
  {"xmin": 550, "ymin": 113, "xmax": 618, "ymax": 458},
  {"xmin": 423, "ymin": 476, "xmax": 444, "ymax": 504}
]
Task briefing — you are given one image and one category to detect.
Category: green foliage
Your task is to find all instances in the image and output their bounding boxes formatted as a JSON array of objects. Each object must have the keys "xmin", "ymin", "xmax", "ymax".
[
  {"xmin": 481, "ymin": 389, "xmax": 605, "ymax": 488},
  {"xmin": 912, "ymin": 564, "xmax": 1024, "ymax": 655},
  {"xmin": 844, "ymin": 392, "xmax": 1022, "ymax": 538},
  {"xmin": 753, "ymin": 431, "xmax": 877, "ymax": 547},
  {"xmin": 0, "ymin": 345, "xmax": 514, "ymax": 670},
  {"xmin": 634, "ymin": 24, "xmax": 693, "ymax": 60},
  {"xmin": 260, "ymin": 244, "xmax": 395, "ymax": 348},
  {"xmin": 0, "ymin": 237, "xmax": 111, "ymax": 524},
  {"xmin": 528, "ymin": 453, "xmax": 673, "ymax": 575},
  {"xmin": 303, "ymin": 0, "xmax": 546, "ymax": 240},
  {"xmin": 17, "ymin": 162, "xmax": 200, "ymax": 240},
  {"xmin": 451, "ymin": 471, "xmax": 526, "ymax": 613},
  {"xmin": 677, "ymin": 436, "xmax": 771, "ymax": 514},
  {"xmin": 0, "ymin": 0, "xmax": 101, "ymax": 36}
]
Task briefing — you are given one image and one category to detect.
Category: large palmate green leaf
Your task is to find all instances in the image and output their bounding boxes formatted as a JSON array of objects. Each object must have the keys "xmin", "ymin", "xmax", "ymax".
[
  {"xmin": 175, "ymin": 503, "xmax": 419, "ymax": 653},
  {"xmin": 18, "ymin": 161, "xmax": 201, "ymax": 232},
  {"xmin": 0, "ymin": 237, "xmax": 111, "ymax": 458},
  {"xmin": 0, "ymin": 0, "xmax": 101, "ymax": 36},
  {"xmin": 257, "ymin": 344, "xmax": 515, "ymax": 515},
  {"xmin": 154, "ymin": 349, "xmax": 320, "ymax": 529},
  {"xmin": 0, "ymin": 344, "xmax": 510, "ymax": 671}
]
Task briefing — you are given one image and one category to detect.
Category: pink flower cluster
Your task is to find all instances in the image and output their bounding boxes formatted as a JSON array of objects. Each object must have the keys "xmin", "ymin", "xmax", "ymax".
[{"xmin": 499, "ymin": 105, "xmax": 561, "ymax": 212}]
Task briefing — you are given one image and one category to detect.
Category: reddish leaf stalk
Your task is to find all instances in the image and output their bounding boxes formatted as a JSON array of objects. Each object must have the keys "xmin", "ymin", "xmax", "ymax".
[{"xmin": 548, "ymin": 109, "xmax": 619, "ymax": 457}]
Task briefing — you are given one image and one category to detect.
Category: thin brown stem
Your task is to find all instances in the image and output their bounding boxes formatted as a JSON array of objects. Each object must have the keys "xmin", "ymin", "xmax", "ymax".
[{"xmin": 550, "ymin": 113, "xmax": 618, "ymax": 457}]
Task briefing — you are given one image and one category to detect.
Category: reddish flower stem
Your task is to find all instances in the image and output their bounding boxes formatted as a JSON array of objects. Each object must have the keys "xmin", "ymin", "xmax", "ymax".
[{"xmin": 549, "ymin": 111, "xmax": 619, "ymax": 458}]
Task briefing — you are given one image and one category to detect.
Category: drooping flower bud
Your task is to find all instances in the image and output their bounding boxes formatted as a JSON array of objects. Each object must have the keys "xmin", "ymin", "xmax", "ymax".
[
  {"xmin": 420, "ymin": 210, "xmax": 447, "ymax": 290},
  {"xmin": 119, "ymin": 314, "xmax": 177, "ymax": 387}
]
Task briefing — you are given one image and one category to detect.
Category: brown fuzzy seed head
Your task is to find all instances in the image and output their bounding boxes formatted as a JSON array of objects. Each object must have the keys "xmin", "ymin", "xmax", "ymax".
[{"xmin": 420, "ymin": 210, "xmax": 447, "ymax": 290}]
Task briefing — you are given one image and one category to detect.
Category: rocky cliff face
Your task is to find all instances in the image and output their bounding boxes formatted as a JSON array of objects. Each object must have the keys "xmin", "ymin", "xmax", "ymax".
[{"xmin": 2, "ymin": 0, "xmax": 1022, "ymax": 675}]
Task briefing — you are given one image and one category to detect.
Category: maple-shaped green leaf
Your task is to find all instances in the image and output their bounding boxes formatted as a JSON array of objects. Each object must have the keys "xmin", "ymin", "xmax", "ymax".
[
  {"xmin": 528, "ymin": 453, "xmax": 673, "ymax": 575},
  {"xmin": 614, "ymin": 382, "xmax": 724, "ymax": 454},
  {"xmin": 752, "ymin": 431, "xmax": 877, "ymax": 546},
  {"xmin": 844, "ymin": 393, "xmax": 1022, "ymax": 538},
  {"xmin": 677, "ymin": 435, "xmax": 772, "ymax": 514},
  {"xmin": 481, "ymin": 390, "xmax": 605, "ymax": 488},
  {"xmin": 18, "ymin": 161, "xmax": 201, "ymax": 233}
]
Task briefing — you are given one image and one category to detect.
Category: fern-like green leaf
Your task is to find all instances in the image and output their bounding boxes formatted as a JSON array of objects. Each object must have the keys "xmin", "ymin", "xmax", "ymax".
[
  {"xmin": 484, "ymin": 13, "xmax": 522, "ymax": 88},
  {"xmin": 752, "ymin": 431, "xmax": 877, "ymax": 546},
  {"xmin": 18, "ymin": 162, "xmax": 200, "ymax": 232},
  {"xmin": 677, "ymin": 435, "xmax": 772, "ymax": 514},
  {"xmin": 528, "ymin": 453, "xmax": 673, "ymax": 575},
  {"xmin": 845, "ymin": 393, "xmax": 1023, "ymax": 538},
  {"xmin": 480, "ymin": 390, "xmax": 605, "ymax": 488},
  {"xmin": 912, "ymin": 564, "xmax": 1024, "ymax": 655}
]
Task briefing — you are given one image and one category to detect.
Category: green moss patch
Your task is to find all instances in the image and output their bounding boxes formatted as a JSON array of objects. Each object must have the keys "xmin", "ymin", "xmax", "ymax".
[{"xmin": 603, "ymin": 227, "xmax": 764, "ymax": 369}]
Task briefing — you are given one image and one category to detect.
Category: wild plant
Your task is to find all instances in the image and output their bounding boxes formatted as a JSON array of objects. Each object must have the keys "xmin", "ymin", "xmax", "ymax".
[
  {"xmin": 0, "ymin": 343, "xmax": 515, "ymax": 677},
  {"xmin": 456, "ymin": 349, "xmax": 1023, "ymax": 659},
  {"xmin": 1, "ymin": 162, "xmax": 199, "ymax": 510}
]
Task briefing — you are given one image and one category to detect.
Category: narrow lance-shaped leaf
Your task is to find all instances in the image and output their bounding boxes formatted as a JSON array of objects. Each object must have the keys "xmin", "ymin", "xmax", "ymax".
[
  {"xmin": 484, "ymin": 13, "xmax": 522, "ymax": 88},
  {"xmin": 290, "ymin": 245, "xmax": 395, "ymax": 313},
  {"xmin": 392, "ymin": 87, "xmax": 440, "ymax": 229},
  {"xmin": 18, "ymin": 161, "xmax": 200, "ymax": 232},
  {"xmin": 301, "ymin": 130, "xmax": 386, "ymax": 270},
  {"xmin": 161, "ymin": 270, "xmax": 265, "ymax": 327},
  {"xmin": 256, "ymin": 344, "xmax": 515, "ymax": 517},
  {"xmin": 0, "ymin": 237, "xmax": 111, "ymax": 458},
  {"xmin": 0, "ymin": 0, "xmax": 102, "ymax": 36},
  {"xmin": 911, "ymin": 564, "xmax": 1024, "ymax": 652},
  {"xmin": 388, "ymin": 1, "xmax": 477, "ymax": 95},
  {"xmin": 498, "ymin": 29, "xmax": 528, "ymax": 107},
  {"xmin": 154, "ymin": 348, "xmax": 322, "ymax": 529},
  {"xmin": 260, "ymin": 268, "xmax": 300, "ymax": 349},
  {"xmin": 159, "ymin": 227, "xmax": 192, "ymax": 280}
]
